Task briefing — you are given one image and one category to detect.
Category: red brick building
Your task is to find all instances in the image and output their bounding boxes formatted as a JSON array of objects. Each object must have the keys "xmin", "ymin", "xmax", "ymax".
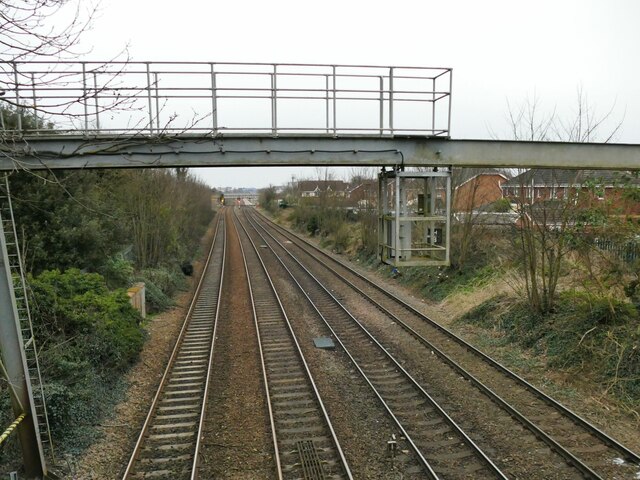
[
  {"xmin": 501, "ymin": 169, "xmax": 640, "ymax": 215},
  {"xmin": 453, "ymin": 172, "xmax": 508, "ymax": 212}
]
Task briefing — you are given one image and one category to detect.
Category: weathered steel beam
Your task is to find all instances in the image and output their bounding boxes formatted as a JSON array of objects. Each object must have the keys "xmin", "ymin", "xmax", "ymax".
[{"xmin": 1, "ymin": 135, "xmax": 639, "ymax": 170}]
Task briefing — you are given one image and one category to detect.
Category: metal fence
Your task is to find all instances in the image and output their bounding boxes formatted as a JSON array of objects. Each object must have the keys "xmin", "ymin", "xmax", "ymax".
[
  {"xmin": 0, "ymin": 61, "xmax": 452, "ymax": 137},
  {"xmin": 595, "ymin": 238, "xmax": 639, "ymax": 263}
]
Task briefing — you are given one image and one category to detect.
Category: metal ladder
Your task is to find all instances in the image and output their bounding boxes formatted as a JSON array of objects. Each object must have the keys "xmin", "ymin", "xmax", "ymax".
[{"xmin": 0, "ymin": 174, "xmax": 55, "ymax": 462}]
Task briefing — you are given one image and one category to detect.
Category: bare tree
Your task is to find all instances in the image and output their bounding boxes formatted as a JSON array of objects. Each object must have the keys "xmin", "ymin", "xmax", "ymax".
[
  {"xmin": 1, "ymin": 0, "xmax": 98, "ymax": 62},
  {"xmin": 505, "ymin": 91, "xmax": 625, "ymax": 314}
]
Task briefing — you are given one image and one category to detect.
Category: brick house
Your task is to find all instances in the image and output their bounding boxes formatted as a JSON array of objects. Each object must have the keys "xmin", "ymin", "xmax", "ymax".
[
  {"xmin": 501, "ymin": 169, "xmax": 640, "ymax": 215},
  {"xmin": 453, "ymin": 172, "xmax": 509, "ymax": 212}
]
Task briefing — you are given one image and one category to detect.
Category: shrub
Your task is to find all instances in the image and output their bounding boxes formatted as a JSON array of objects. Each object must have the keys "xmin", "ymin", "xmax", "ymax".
[
  {"xmin": 333, "ymin": 224, "xmax": 351, "ymax": 253},
  {"xmin": 460, "ymin": 292, "xmax": 640, "ymax": 404},
  {"xmin": 140, "ymin": 280, "xmax": 174, "ymax": 313},
  {"xmin": 23, "ymin": 269, "xmax": 145, "ymax": 445},
  {"xmin": 139, "ymin": 266, "xmax": 186, "ymax": 298},
  {"xmin": 100, "ymin": 254, "xmax": 134, "ymax": 289}
]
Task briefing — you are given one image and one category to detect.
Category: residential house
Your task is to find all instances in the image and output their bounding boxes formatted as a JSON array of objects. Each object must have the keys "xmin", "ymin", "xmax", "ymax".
[
  {"xmin": 297, "ymin": 180, "xmax": 349, "ymax": 198},
  {"xmin": 347, "ymin": 179, "xmax": 377, "ymax": 208},
  {"xmin": 453, "ymin": 172, "xmax": 509, "ymax": 212},
  {"xmin": 501, "ymin": 169, "xmax": 640, "ymax": 215}
]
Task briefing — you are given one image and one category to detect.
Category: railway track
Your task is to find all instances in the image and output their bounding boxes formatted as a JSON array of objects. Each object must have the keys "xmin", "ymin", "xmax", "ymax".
[
  {"xmin": 247, "ymin": 207, "xmax": 640, "ymax": 480},
  {"xmin": 123, "ymin": 213, "xmax": 226, "ymax": 479},
  {"xmin": 233, "ymin": 209, "xmax": 352, "ymax": 479},
  {"xmin": 238, "ymin": 208, "xmax": 508, "ymax": 480}
]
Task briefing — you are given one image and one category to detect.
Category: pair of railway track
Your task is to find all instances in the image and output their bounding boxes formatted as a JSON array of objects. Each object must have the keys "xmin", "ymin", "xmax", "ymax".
[{"xmin": 124, "ymin": 206, "xmax": 640, "ymax": 479}]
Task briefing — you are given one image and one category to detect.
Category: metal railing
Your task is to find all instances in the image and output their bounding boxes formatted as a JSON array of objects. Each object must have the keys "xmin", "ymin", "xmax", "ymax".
[{"xmin": 0, "ymin": 61, "xmax": 452, "ymax": 137}]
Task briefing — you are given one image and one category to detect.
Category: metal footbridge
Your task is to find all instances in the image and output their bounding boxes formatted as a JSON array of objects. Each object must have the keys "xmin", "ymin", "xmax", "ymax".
[{"xmin": 1, "ymin": 61, "xmax": 638, "ymax": 170}]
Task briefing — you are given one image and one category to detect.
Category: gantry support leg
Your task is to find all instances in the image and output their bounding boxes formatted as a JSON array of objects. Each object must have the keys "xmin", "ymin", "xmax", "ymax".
[{"xmin": 0, "ymin": 214, "xmax": 47, "ymax": 479}]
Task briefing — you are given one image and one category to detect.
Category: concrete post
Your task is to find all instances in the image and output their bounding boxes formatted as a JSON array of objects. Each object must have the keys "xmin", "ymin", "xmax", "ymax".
[{"xmin": 0, "ymin": 214, "xmax": 46, "ymax": 479}]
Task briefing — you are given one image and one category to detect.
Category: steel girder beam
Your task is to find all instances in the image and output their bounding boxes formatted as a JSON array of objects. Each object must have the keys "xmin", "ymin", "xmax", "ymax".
[{"xmin": 1, "ymin": 136, "xmax": 639, "ymax": 170}]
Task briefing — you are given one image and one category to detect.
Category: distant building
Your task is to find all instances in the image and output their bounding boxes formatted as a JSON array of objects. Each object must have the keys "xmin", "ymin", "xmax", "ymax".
[
  {"xmin": 501, "ymin": 169, "xmax": 640, "ymax": 215},
  {"xmin": 347, "ymin": 179, "xmax": 378, "ymax": 208},
  {"xmin": 453, "ymin": 172, "xmax": 508, "ymax": 212},
  {"xmin": 297, "ymin": 180, "xmax": 349, "ymax": 198}
]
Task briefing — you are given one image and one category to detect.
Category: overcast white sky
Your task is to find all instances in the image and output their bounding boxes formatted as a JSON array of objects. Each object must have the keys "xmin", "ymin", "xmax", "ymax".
[{"xmin": 78, "ymin": 0, "xmax": 640, "ymax": 188}]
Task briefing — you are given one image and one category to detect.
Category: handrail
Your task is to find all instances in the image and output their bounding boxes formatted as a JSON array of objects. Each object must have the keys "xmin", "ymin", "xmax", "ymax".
[{"xmin": 0, "ymin": 61, "xmax": 452, "ymax": 138}]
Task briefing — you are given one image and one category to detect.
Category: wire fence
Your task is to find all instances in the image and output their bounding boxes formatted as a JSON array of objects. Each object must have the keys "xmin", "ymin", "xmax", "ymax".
[{"xmin": 0, "ymin": 61, "xmax": 452, "ymax": 137}]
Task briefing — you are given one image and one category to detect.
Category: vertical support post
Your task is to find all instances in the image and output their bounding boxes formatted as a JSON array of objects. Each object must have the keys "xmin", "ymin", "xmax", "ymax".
[
  {"xmin": 447, "ymin": 69, "xmax": 453, "ymax": 136},
  {"xmin": 81, "ymin": 62, "xmax": 89, "ymax": 133},
  {"xmin": 445, "ymin": 170, "xmax": 452, "ymax": 264},
  {"xmin": 13, "ymin": 63, "xmax": 22, "ymax": 132},
  {"xmin": 379, "ymin": 76, "xmax": 384, "ymax": 135},
  {"xmin": 389, "ymin": 67, "xmax": 394, "ymax": 134},
  {"xmin": 399, "ymin": 174, "xmax": 411, "ymax": 261},
  {"xmin": 378, "ymin": 171, "xmax": 384, "ymax": 262},
  {"xmin": 271, "ymin": 64, "xmax": 277, "ymax": 136},
  {"xmin": 332, "ymin": 65, "xmax": 337, "ymax": 136},
  {"xmin": 145, "ymin": 62, "xmax": 154, "ymax": 134},
  {"xmin": 432, "ymin": 77, "xmax": 436, "ymax": 135},
  {"xmin": 429, "ymin": 175, "xmax": 436, "ymax": 248},
  {"xmin": 394, "ymin": 173, "xmax": 401, "ymax": 264},
  {"xmin": 154, "ymin": 72, "xmax": 160, "ymax": 132},
  {"xmin": 210, "ymin": 64, "xmax": 217, "ymax": 134},
  {"xmin": 325, "ymin": 75, "xmax": 330, "ymax": 134},
  {"xmin": 0, "ymin": 213, "xmax": 46, "ymax": 479},
  {"xmin": 93, "ymin": 72, "xmax": 101, "ymax": 132}
]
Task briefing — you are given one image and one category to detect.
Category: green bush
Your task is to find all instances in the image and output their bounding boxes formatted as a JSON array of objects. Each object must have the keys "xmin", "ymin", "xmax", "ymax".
[
  {"xmin": 460, "ymin": 292, "xmax": 640, "ymax": 404},
  {"xmin": 24, "ymin": 269, "xmax": 145, "ymax": 446},
  {"xmin": 140, "ymin": 280, "xmax": 175, "ymax": 313},
  {"xmin": 100, "ymin": 254, "xmax": 134, "ymax": 289},
  {"xmin": 30, "ymin": 269, "xmax": 144, "ymax": 371},
  {"xmin": 488, "ymin": 198, "xmax": 512, "ymax": 212},
  {"xmin": 139, "ymin": 266, "xmax": 186, "ymax": 298}
]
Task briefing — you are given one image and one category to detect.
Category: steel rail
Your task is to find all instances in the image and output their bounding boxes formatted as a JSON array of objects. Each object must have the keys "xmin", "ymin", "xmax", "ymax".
[
  {"xmin": 241, "ymin": 208, "xmax": 507, "ymax": 480},
  {"xmin": 240, "ymin": 210, "xmax": 435, "ymax": 477},
  {"xmin": 122, "ymin": 211, "xmax": 225, "ymax": 479},
  {"xmin": 252, "ymin": 209, "xmax": 640, "ymax": 468},
  {"xmin": 249, "ymin": 211, "xmax": 608, "ymax": 479},
  {"xmin": 233, "ymin": 208, "xmax": 353, "ymax": 480}
]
